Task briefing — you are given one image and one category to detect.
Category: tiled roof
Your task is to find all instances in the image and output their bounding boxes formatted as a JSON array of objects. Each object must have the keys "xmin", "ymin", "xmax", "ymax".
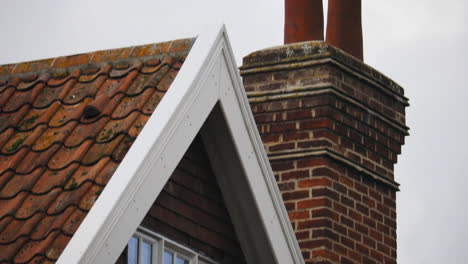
[{"xmin": 0, "ymin": 38, "xmax": 194, "ymax": 263}]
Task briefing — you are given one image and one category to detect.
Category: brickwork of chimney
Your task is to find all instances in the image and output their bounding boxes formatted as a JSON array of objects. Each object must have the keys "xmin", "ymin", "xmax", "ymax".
[{"xmin": 240, "ymin": 41, "xmax": 409, "ymax": 264}]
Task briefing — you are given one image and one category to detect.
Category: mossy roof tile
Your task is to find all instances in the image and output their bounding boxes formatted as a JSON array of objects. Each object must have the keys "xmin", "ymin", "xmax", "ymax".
[{"xmin": 0, "ymin": 37, "xmax": 193, "ymax": 263}]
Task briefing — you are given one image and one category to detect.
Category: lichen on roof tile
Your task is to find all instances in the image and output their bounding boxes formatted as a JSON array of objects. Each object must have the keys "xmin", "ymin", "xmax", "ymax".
[{"xmin": 0, "ymin": 37, "xmax": 193, "ymax": 263}]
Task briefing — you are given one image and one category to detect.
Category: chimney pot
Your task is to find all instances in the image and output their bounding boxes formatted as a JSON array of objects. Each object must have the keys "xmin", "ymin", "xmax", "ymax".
[
  {"xmin": 326, "ymin": 0, "xmax": 363, "ymax": 60},
  {"xmin": 284, "ymin": 0, "xmax": 324, "ymax": 43}
]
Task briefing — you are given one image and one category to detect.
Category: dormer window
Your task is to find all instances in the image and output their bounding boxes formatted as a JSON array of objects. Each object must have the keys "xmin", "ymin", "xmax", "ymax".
[{"xmin": 125, "ymin": 227, "xmax": 216, "ymax": 264}]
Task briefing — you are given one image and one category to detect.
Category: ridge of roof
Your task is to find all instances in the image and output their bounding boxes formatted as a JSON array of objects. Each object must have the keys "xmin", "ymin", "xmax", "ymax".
[{"xmin": 0, "ymin": 38, "xmax": 195, "ymax": 81}]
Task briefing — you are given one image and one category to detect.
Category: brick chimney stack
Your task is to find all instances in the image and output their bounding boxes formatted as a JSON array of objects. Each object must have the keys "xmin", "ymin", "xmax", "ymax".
[{"xmin": 241, "ymin": 2, "xmax": 409, "ymax": 263}]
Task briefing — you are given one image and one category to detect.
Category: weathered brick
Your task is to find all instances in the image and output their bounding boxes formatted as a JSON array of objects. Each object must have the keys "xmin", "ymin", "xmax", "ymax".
[
  {"xmin": 333, "ymin": 201, "xmax": 348, "ymax": 215},
  {"xmin": 298, "ymin": 198, "xmax": 332, "ymax": 209},
  {"xmin": 298, "ymin": 139, "xmax": 333, "ymax": 149},
  {"xmin": 341, "ymin": 236, "xmax": 355, "ymax": 250},
  {"xmin": 312, "ymin": 188, "xmax": 340, "ymax": 201},
  {"xmin": 241, "ymin": 42, "xmax": 408, "ymax": 263},
  {"xmin": 370, "ymin": 249, "xmax": 384, "ymax": 262},
  {"xmin": 282, "ymin": 169, "xmax": 310, "ymax": 181},
  {"xmin": 269, "ymin": 142, "xmax": 295, "ymax": 152},
  {"xmin": 333, "ymin": 182, "xmax": 348, "ymax": 195},
  {"xmin": 300, "ymin": 119, "xmax": 334, "ymax": 130},
  {"xmin": 333, "ymin": 222, "xmax": 348, "ymax": 236},
  {"xmin": 348, "ymin": 209, "xmax": 363, "ymax": 222},
  {"xmin": 356, "ymin": 243, "xmax": 370, "ymax": 255},
  {"xmin": 270, "ymin": 122, "xmax": 296, "ymax": 133},
  {"xmin": 369, "ymin": 229, "xmax": 383, "ymax": 242},
  {"xmin": 356, "ymin": 203, "xmax": 370, "ymax": 216},
  {"xmin": 261, "ymin": 133, "xmax": 281, "ymax": 143},
  {"xmin": 278, "ymin": 181, "xmax": 296, "ymax": 191},
  {"xmin": 348, "ymin": 189, "xmax": 362, "ymax": 202},
  {"xmin": 289, "ymin": 210, "xmax": 311, "ymax": 221},
  {"xmin": 271, "ymin": 161, "xmax": 294, "ymax": 171},
  {"xmin": 363, "ymin": 236, "xmax": 376, "ymax": 248},
  {"xmin": 299, "ymin": 239, "xmax": 332, "ymax": 249},
  {"xmin": 287, "ymin": 109, "xmax": 314, "ymax": 120},
  {"xmin": 312, "ymin": 167, "xmax": 340, "ymax": 180},
  {"xmin": 377, "ymin": 243, "xmax": 391, "ymax": 256},
  {"xmin": 298, "ymin": 218, "xmax": 333, "ymax": 230},
  {"xmin": 341, "ymin": 215, "xmax": 354, "ymax": 229},
  {"xmin": 348, "ymin": 229, "xmax": 362, "ymax": 242},
  {"xmin": 283, "ymin": 190, "xmax": 310, "ymax": 201},
  {"xmin": 363, "ymin": 216, "xmax": 377, "ymax": 229},
  {"xmin": 312, "ymin": 249, "xmax": 340, "ymax": 262},
  {"xmin": 356, "ymin": 223, "xmax": 369, "ymax": 235},
  {"xmin": 312, "ymin": 208, "xmax": 339, "ymax": 221},
  {"xmin": 341, "ymin": 195, "xmax": 355, "ymax": 208},
  {"xmin": 298, "ymin": 177, "xmax": 332, "ymax": 188},
  {"xmin": 284, "ymin": 131, "xmax": 310, "ymax": 141}
]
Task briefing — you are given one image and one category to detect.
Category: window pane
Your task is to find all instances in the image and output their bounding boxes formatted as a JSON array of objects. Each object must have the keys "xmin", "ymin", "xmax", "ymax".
[
  {"xmin": 175, "ymin": 256, "xmax": 189, "ymax": 264},
  {"xmin": 164, "ymin": 250, "xmax": 173, "ymax": 264},
  {"xmin": 141, "ymin": 241, "xmax": 152, "ymax": 264},
  {"xmin": 127, "ymin": 237, "xmax": 138, "ymax": 264}
]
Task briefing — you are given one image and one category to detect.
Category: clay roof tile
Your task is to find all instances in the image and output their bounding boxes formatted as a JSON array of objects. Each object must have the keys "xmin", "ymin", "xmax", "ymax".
[{"xmin": 0, "ymin": 37, "xmax": 194, "ymax": 262}]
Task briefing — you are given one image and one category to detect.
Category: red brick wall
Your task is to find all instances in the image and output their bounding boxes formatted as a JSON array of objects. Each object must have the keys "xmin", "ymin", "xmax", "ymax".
[
  {"xmin": 240, "ymin": 42, "xmax": 408, "ymax": 264},
  {"xmin": 117, "ymin": 136, "xmax": 246, "ymax": 263}
]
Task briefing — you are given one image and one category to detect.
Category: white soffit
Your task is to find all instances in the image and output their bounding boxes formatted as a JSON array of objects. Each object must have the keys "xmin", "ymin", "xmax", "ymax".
[{"xmin": 57, "ymin": 24, "xmax": 304, "ymax": 264}]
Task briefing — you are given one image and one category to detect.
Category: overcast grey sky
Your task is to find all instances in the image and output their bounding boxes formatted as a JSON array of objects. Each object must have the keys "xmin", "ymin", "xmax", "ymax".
[{"xmin": 1, "ymin": 0, "xmax": 467, "ymax": 263}]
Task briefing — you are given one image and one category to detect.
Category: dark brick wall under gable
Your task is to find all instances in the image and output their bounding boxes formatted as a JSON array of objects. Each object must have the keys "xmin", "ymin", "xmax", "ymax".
[{"xmin": 117, "ymin": 135, "xmax": 247, "ymax": 264}]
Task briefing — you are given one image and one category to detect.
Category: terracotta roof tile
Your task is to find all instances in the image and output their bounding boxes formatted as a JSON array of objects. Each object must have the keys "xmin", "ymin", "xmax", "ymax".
[
  {"xmin": 13, "ymin": 229, "xmax": 60, "ymax": 263},
  {"xmin": 16, "ymin": 189, "xmax": 62, "ymax": 219},
  {"xmin": 33, "ymin": 122, "xmax": 76, "ymax": 151},
  {"xmin": 16, "ymin": 145, "xmax": 61, "ymax": 174},
  {"xmin": 47, "ymin": 183, "xmax": 92, "ymax": 215},
  {"xmin": 112, "ymin": 88, "xmax": 155, "ymax": 118},
  {"xmin": 34, "ymin": 78, "xmax": 77, "ymax": 108},
  {"xmin": 30, "ymin": 208, "xmax": 74, "ymax": 241},
  {"xmin": 25, "ymin": 255, "xmax": 47, "ymax": 264},
  {"xmin": 94, "ymin": 158, "xmax": 118, "ymax": 185},
  {"xmin": 0, "ymin": 37, "xmax": 194, "ymax": 263},
  {"xmin": 46, "ymin": 69, "xmax": 79, "ymax": 87},
  {"xmin": 97, "ymin": 111, "xmax": 139, "ymax": 143},
  {"xmin": 0, "ymin": 172, "xmax": 15, "ymax": 192},
  {"xmin": 2, "ymin": 125, "xmax": 46, "ymax": 154},
  {"xmin": 0, "ymin": 236, "xmax": 28, "ymax": 261},
  {"xmin": 2, "ymin": 82, "xmax": 47, "ymax": 113},
  {"xmin": 0, "ymin": 168, "xmax": 45, "ymax": 198},
  {"xmin": 0, "ymin": 88, "xmax": 15, "ymax": 108},
  {"xmin": 45, "ymin": 233, "xmax": 71, "ymax": 260},
  {"xmin": 17, "ymin": 104, "xmax": 60, "ymax": 131},
  {"xmin": 6, "ymin": 105, "xmax": 32, "ymax": 130},
  {"xmin": 0, "ymin": 212, "xmax": 44, "ymax": 244},
  {"xmin": 31, "ymin": 166, "xmax": 79, "ymax": 195},
  {"xmin": 64, "ymin": 118, "xmax": 108, "ymax": 147},
  {"xmin": 0, "ymin": 193, "xmax": 28, "ymax": 220},
  {"xmin": 48, "ymin": 100, "xmax": 90, "ymax": 127},
  {"xmin": 0, "ymin": 149, "xmax": 29, "ymax": 175},
  {"xmin": 77, "ymin": 185, "xmax": 102, "ymax": 211},
  {"xmin": 48, "ymin": 141, "xmax": 92, "ymax": 170}
]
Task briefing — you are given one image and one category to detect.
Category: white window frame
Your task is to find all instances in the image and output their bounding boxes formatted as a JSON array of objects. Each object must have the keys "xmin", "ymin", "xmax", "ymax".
[{"xmin": 127, "ymin": 226, "xmax": 217, "ymax": 264}]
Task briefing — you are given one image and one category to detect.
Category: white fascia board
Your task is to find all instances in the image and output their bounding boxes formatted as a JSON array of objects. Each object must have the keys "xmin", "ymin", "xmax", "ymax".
[
  {"xmin": 57, "ymin": 24, "xmax": 304, "ymax": 264},
  {"xmin": 219, "ymin": 33, "xmax": 304, "ymax": 264}
]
